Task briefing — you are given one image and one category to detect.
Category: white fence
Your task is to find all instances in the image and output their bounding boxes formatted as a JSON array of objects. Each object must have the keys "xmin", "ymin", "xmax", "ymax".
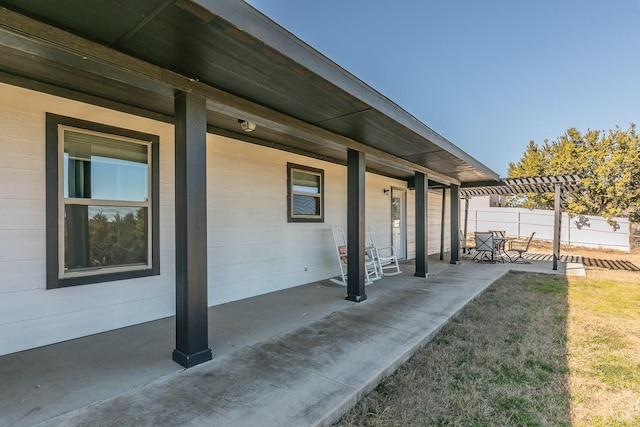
[{"xmin": 462, "ymin": 206, "xmax": 630, "ymax": 252}]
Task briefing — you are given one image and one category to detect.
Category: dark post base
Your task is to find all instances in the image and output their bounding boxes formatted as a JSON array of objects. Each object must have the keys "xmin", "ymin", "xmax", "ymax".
[
  {"xmin": 414, "ymin": 272, "xmax": 428, "ymax": 278},
  {"xmin": 345, "ymin": 294, "xmax": 367, "ymax": 303},
  {"xmin": 172, "ymin": 348, "xmax": 212, "ymax": 368}
]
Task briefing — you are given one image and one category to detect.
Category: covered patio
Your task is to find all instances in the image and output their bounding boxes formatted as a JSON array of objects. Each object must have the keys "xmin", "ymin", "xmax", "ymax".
[
  {"xmin": 0, "ymin": 0, "xmax": 500, "ymax": 369},
  {"xmin": 0, "ymin": 255, "xmax": 584, "ymax": 427}
]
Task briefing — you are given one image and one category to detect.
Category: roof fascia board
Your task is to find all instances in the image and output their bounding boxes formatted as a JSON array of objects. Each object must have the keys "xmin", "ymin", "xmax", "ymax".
[{"xmin": 460, "ymin": 180, "xmax": 507, "ymax": 188}]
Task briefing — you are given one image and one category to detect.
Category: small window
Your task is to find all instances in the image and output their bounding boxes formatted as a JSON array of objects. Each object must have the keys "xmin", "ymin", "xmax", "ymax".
[
  {"xmin": 287, "ymin": 163, "xmax": 324, "ymax": 222},
  {"xmin": 46, "ymin": 114, "xmax": 159, "ymax": 288}
]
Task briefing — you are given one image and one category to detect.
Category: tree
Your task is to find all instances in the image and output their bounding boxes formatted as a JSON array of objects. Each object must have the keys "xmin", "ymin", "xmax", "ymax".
[
  {"xmin": 89, "ymin": 211, "xmax": 115, "ymax": 267},
  {"xmin": 88, "ymin": 208, "xmax": 147, "ymax": 267},
  {"xmin": 507, "ymin": 124, "xmax": 640, "ymax": 223}
]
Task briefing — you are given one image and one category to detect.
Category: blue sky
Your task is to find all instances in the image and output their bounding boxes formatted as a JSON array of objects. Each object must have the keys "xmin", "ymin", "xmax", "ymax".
[{"xmin": 244, "ymin": 0, "xmax": 640, "ymax": 177}]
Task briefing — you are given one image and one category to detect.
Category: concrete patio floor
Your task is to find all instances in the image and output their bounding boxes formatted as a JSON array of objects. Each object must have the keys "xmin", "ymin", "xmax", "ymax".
[{"xmin": 0, "ymin": 254, "xmax": 584, "ymax": 427}]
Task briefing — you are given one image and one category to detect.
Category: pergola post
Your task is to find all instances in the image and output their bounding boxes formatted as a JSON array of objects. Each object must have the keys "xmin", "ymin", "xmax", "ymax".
[
  {"xmin": 553, "ymin": 183, "xmax": 562, "ymax": 270},
  {"xmin": 173, "ymin": 91, "xmax": 212, "ymax": 368},
  {"xmin": 414, "ymin": 172, "xmax": 428, "ymax": 277},
  {"xmin": 346, "ymin": 149, "xmax": 367, "ymax": 302}
]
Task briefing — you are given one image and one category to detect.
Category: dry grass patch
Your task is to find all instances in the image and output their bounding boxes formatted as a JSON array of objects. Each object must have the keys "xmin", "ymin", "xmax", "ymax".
[
  {"xmin": 566, "ymin": 251, "xmax": 640, "ymax": 426},
  {"xmin": 536, "ymin": 243, "xmax": 640, "ymax": 425},
  {"xmin": 335, "ymin": 272, "xmax": 572, "ymax": 426}
]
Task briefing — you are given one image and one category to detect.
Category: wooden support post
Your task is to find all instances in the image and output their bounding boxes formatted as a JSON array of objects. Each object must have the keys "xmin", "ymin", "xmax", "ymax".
[
  {"xmin": 463, "ymin": 196, "xmax": 469, "ymax": 243},
  {"xmin": 414, "ymin": 172, "xmax": 428, "ymax": 277},
  {"xmin": 439, "ymin": 188, "xmax": 445, "ymax": 260},
  {"xmin": 346, "ymin": 149, "xmax": 367, "ymax": 302},
  {"xmin": 553, "ymin": 183, "xmax": 562, "ymax": 271},
  {"xmin": 450, "ymin": 184, "xmax": 460, "ymax": 264},
  {"xmin": 173, "ymin": 91, "xmax": 212, "ymax": 368}
]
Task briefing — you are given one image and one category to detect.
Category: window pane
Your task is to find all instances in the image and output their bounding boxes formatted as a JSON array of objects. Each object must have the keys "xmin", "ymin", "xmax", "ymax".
[
  {"xmin": 287, "ymin": 163, "xmax": 323, "ymax": 223},
  {"xmin": 64, "ymin": 205, "xmax": 148, "ymax": 271},
  {"xmin": 292, "ymin": 171, "xmax": 319, "ymax": 194},
  {"xmin": 64, "ymin": 130, "xmax": 148, "ymax": 201},
  {"xmin": 293, "ymin": 194, "xmax": 320, "ymax": 216}
]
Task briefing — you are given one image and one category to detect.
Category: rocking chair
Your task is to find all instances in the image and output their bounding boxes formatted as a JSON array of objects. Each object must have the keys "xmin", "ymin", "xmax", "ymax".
[
  {"xmin": 366, "ymin": 226, "xmax": 401, "ymax": 276},
  {"xmin": 330, "ymin": 225, "xmax": 380, "ymax": 286}
]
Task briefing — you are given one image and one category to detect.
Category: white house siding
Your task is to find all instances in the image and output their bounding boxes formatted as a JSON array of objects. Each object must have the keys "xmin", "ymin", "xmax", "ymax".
[
  {"xmin": 0, "ymin": 82, "xmax": 453, "ymax": 356},
  {"xmin": 406, "ymin": 190, "xmax": 416, "ymax": 259},
  {"xmin": 429, "ymin": 189, "xmax": 452, "ymax": 254},
  {"xmin": 205, "ymin": 138, "xmax": 412, "ymax": 305},
  {"xmin": 0, "ymin": 83, "xmax": 176, "ymax": 356},
  {"xmin": 405, "ymin": 188, "xmax": 451, "ymax": 260}
]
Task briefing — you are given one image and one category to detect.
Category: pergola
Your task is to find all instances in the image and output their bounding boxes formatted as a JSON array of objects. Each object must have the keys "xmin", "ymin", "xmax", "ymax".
[{"xmin": 459, "ymin": 175, "xmax": 581, "ymax": 270}]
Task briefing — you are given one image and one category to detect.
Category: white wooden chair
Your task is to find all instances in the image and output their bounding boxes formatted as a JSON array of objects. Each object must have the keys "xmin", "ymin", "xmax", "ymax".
[
  {"xmin": 330, "ymin": 225, "xmax": 380, "ymax": 286},
  {"xmin": 366, "ymin": 226, "xmax": 401, "ymax": 276}
]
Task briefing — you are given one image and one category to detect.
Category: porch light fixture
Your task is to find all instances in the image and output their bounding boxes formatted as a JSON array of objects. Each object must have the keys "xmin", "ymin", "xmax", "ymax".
[
  {"xmin": 383, "ymin": 188, "xmax": 390, "ymax": 195},
  {"xmin": 238, "ymin": 119, "xmax": 256, "ymax": 132}
]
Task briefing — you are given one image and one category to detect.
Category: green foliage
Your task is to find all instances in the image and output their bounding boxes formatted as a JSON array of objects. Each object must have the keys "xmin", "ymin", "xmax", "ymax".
[
  {"xmin": 507, "ymin": 124, "xmax": 640, "ymax": 222},
  {"xmin": 374, "ymin": 383, "xmax": 391, "ymax": 397},
  {"xmin": 88, "ymin": 208, "xmax": 147, "ymax": 267}
]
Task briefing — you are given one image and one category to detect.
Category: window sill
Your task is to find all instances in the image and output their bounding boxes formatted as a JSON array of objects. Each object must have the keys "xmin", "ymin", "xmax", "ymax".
[{"xmin": 50, "ymin": 267, "xmax": 159, "ymax": 289}]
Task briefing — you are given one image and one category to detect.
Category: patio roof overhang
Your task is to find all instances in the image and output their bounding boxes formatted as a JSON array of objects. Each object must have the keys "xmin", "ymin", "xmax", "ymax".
[{"xmin": 0, "ymin": 0, "xmax": 499, "ymax": 186}]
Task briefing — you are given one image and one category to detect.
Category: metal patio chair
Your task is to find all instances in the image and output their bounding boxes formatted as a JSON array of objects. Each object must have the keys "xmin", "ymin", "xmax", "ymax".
[
  {"xmin": 330, "ymin": 225, "xmax": 380, "ymax": 286},
  {"xmin": 507, "ymin": 232, "xmax": 536, "ymax": 263},
  {"xmin": 366, "ymin": 226, "xmax": 401, "ymax": 276},
  {"xmin": 473, "ymin": 231, "xmax": 496, "ymax": 263}
]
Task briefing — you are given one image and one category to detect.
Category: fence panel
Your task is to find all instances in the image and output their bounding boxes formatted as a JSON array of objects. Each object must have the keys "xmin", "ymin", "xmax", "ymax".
[
  {"xmin": 631, "ymin": 222, "xmax": 640, "ymax": 250},
  {"xmin": 463, "ymin": 205, "xmax": 629, "ymax": 252}
]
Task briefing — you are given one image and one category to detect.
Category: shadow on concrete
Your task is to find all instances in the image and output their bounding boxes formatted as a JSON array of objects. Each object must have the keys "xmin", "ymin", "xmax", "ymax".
[
  {"xmin": 525, "ymin": 252, "xmax": 640, "ymax": 272},
  {"xmin": 581, "ymin": 257, "xmax": 640, "ymax": 271}
]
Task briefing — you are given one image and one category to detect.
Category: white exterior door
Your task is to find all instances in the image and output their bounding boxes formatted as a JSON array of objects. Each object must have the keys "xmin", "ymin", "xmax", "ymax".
[{"xmin": 391, "ymin": 188, "xmax": 406, "ymax": 259}]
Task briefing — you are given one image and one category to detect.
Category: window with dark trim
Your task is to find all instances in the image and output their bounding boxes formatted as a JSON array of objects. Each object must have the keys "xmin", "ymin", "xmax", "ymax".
[
  {"xmin": 287, "ymin": 163, "xmax": 324, "ymax": 223},
  {"xmin": 46, "ymin": 113, "xmax": 160, "ymax": 289}
]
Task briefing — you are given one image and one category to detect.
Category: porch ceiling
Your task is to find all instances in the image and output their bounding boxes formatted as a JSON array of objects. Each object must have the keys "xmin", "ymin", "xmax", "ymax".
[{"xmin": 0, "ymin": 0, "xmax": 499, "ymax": 185}]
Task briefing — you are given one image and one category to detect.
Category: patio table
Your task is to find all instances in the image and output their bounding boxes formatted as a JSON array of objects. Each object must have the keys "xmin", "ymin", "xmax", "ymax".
[{"xmin": 493, "ymin": 236, "xmax": 512, "ymax": 262}]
